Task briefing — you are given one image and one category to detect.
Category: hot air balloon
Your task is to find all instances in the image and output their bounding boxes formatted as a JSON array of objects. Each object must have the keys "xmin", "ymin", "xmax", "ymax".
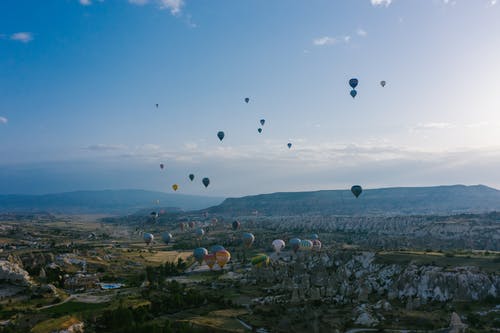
[
  {"xmin": 242, "ymin": 232, "xmax": 255, "ymax": 248},
  {"xmin": 244, "ymin": 97, "xmax": 250, "ymax": 103},
  {"xmin": 272, "ymin": 239, "xmax": 285, "ymax": 253},
  {"xmin": 179, "ymin": 222, "xmax": 186, "ymax": 231},
  {"xmin": 351, "ymin": 185, "xmax": 363, "ymax": 198},
  {"xmin": 172, "ymin": 184, "xmax": 179, "ymax": 191},
  {"xmin": 215, "ymin": 250, "xmax": 231, "ymax": 268},
  {"xmin": 202, "ymin": 177, "xmax": 210, "ymax": 188},
  {"xmin": 189, "ymin": 174, "xmax": 195, "ymax": 181},
  {"xmin": 150, "ymin": 212, "xmax": 159, "ymax": 220},
  {"xmin": 189, "ymin": 221, "xmax": 196, "ymax": 229},
  {"xmin": 312, "ymin": 239, "xmax": 322, "ymax": 252},
  {"xmin": 258, "ymin": 128, "xmax": 262, "ymax": 133},
  {"xmin": 350, "ymin": 89, "xmax": 357, "ymax": 98},
  {"xmin": 349, "ymin": 78, "xmax": 359, "ymax": 89},
  {"xmin": 380, "ymin": 80, "xmax": 386, "ymax": 87},
  {"xmin": 287, "ymin": 143, "xmax": 292, "ymax": 149},
  {"xmin": 143, "ymin": 233, "xmax": 154, "ymax": 245},
  {"xmin": 211, "ymin": 218, "xmax": 218, "ymax": 226},
  {"xmin": 217, "ymin": 131, "xmax": 225, "ymax": 141},
  {"xmin": 310, "ymin": 233, "xmax": 319, "ymax": 240},
  {"xmin": 300, "ymin": 239, "xmax": 313, "ymax": 251},
  {"xmin": 232, "ymin": 220, "xmax": 240, "ymax": 230},
  {"xmin": 260, "ymin": 119, "xmax": 265, "ymax": 126},
  {"xmin": 156, "ymin": 103, "xmax": 159, "ymax": 108},
  {"xmin": 161, "ymin": 232, "xmax": 172, "ymax": 244},
  {"xmin": 195, "ymin": 227, "xmax": 205, "ymax": 239},
  {"xmin": 290, "ymin": 238, "xmax": 301, "ymax": 253},
  {"xmin": 251, "ymin": 254, "xmax": 270, "ymax": 267},
  {"xmin": 204, "ymin": 253, "xmax": 216, "ymax": 269},
  {"xmin": 210, "ymin": 245, "xmax": 225, "ymax": 253},
  {"xmin": 160, "ymin": 163, "xmax": 164, "ymax": 170},
  {"xmin": 193, "ymin": 247, "xmax": 208, "ymax": 264}
]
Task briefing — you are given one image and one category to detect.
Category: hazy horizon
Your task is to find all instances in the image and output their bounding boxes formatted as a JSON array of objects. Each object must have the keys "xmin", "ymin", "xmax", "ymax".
[{"xmin": 2, "ymin": 0, "xmax": 500, "ymax": 197}]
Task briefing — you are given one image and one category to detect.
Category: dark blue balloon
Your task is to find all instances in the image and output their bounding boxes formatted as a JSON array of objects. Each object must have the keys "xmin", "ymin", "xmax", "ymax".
[
  {"xmin": 217, "ymin": 131, "xmax": 225, "ymax": 141},
  {"xmin": 349, "ymin": 78, "xmax": 359, "ymax": 89},
  {"xmin": 350, "ymin": 89, "xmax": 357, "ymax": 98}
]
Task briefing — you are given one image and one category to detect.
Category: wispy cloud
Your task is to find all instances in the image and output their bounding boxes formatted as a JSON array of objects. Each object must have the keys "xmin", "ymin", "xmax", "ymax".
[
  {"xmin": 0, "ymin": 117, "xmax": 8, "ymax": 124},
  {"xmin": 129, "ymin": 0, "xmax": 149, "ymax": 4},
  {"xmin": 357, "ymin": 28, "xmax": 367, "ymax": 37},
  {"xmin": 313, "ymin": 36, "xmax": 337, "ymax": 46},
  {"xmin": 371, "ymin": 0, "xmax": 392, "ymax": 7},
  {"xmin": 79, "ymin": 0, "xmax": 92, "ymax": 5},
  {"xmin": 412, "ymin": 122, "xmax": 456, "ymax": 131},
  {"xmin": 159, "ymin": 0, "xmax": 184, "ymax": 15},
  {"xmin": 83, "ymin": 144, "xmax": 127, "ymax": 151},
  {"xmin": 10, "ymin": 32, "xmax": 33, "ymax": 43}
]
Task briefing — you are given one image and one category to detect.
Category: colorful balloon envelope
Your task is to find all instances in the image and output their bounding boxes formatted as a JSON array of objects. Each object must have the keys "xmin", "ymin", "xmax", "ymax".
[
  {"xmin": 143, "ymin": 233, "xmax": 154, "ymax": 245},
  {"xmin": 215, "ymin": 250, "xmax": 231, "ymax": 268},
  {"xmin": 290, "ymin": 238, "xmax": 301, "ymax": 253},
  {"xmin": 193, "ymin": 247, "xmax": 208, "ymax": 264},
  {"xmin": 172, "ymin": 184, "xmax": 179, "ymax": 191},
  {"xmin": 351, "ymin": 185, "xmax": 363, "ymax": 198},
  {"xmin": 179, "ymin": 222, "xmax": 185, "ymax": 231},
  {"xmin": 272, "ymin": 239, "xmax": 285, "ymax": 253},
  {"xmin": 251, "ymin": 254, "xmax": 270, "ymax": 267},
  {"xmin": 310, "ymin": 233, "xmax": 319, "ymax": 240},
  {"xmin": 312, "ymin": 239, "xmax": 322, "ymax": 252},
  {"xmin": 210, "ymin": 245, "xmax": 225, "ymax": 253},
  {"xmin": 242, "ymin": 232, "xmax": 255, "ymax": 248},
  {"xmin": 211, "ymin": 218, "xmax": 218, "ymax": 225},
  {"xmin": 189, "ymin": 221, "xmax": 196, "ymax": 228},
  {"xmin": 204, "ymin": 253, "xmax": 216, "ymax": 269},
  {"xmin": 161, "ymin": 232, "xmax": 172, "ymax": 244},
  {"xmin": 300, "ymin": 239, "xmax": 313, "ymax": 251}
]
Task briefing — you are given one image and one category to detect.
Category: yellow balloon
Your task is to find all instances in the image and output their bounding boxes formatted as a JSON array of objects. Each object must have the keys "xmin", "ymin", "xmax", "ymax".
[{"xmin": 172, "ymin": 184, "xmax": 179, "ymax": 191}]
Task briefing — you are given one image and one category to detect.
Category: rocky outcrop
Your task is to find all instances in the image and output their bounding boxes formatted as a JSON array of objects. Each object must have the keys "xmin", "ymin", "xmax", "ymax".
[{"xmin": 0, "ymin": 260, "xmax": 32, "ymax": 286}]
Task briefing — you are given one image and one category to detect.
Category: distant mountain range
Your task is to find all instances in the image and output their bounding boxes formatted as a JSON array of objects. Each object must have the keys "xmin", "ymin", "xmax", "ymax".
[
  {"xmin": 205, "ymin": 185, "xmax": 500, "ymax": 216},
  {"xmin": 0, "ymin": 190, "xmax": 224, "ymax": 214}
]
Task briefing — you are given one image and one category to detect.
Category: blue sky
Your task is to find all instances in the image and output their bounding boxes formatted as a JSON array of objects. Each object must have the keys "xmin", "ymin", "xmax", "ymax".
[{"xmin": 1, "ymin": 0, "xmax": 500, "ymax": 196}]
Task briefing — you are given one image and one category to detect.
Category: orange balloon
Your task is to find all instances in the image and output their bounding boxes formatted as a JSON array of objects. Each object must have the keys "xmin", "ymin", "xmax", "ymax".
[
  {"xmin": 204, "ymin": 253, "xmax": 216, "ymax": 270},
  {"xmin": 215, "ymin": 250, "xmax": 231, "ymax": 268}
]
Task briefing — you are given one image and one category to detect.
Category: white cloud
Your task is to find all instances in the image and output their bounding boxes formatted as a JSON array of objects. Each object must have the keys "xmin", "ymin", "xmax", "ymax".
[
  {"xmin": 357, "ymin": 28, "xmax": 367, "ymax": 37},
  {"xmin": 344, "ymin": 35, "xmax": 351, "ymax": 43},
  {"xmin": 412, "ymin": 122, "xmax": 456, "ymax": 130},
  {"xmin": 313, "ymin": 36, "xmax": 337, "ymax": 46},
  {"xmin": 79, "ymin": 0, "xmax": 91, "ymax": 5},
  {"xmin": 129, "ymin": 0, "xmax": 149, "ymax": 4},
  {"xmin": 159, "ymin": 0, "xmax": 184, "ymax": 15},
  {"xmin": 10, "ymin": 32, "xmax": 33, "ymax": 43},
  {"xmin": 371, "ymin": 0, "xmax": 392, "ymax": 7},
  {"xmin": 0, "ymin": 117, "xmax": 8, "ymax": 124},
  {"xmin": 83, "ymin": 144, "xmax": 127, "ymax": 151},
  {"xmin": 489, "ymin": 0, "xmax": 497, "ymax": 6},
  {"xmin": 466, "ymin": 121, "xmax": 489, "ymax": 128}
]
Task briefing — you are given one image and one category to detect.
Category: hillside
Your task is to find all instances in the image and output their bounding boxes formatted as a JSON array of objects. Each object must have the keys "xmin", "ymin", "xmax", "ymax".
[
  {"xmin": 205, "ymin": 185, "xmax": 500, "ymax": 216},
  {"xmin": 0, "ymin": 189, "xmax": 224, "ymax": 214}
]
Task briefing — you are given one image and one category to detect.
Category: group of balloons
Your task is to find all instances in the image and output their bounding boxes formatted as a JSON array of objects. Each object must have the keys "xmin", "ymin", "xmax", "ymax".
[
  {"xmin": 159, "ymin": 164, "xmax": 210, "ymax": 192},
  {"xmin": 348, "ymin": 77, "xmax": 386, "ymax": 99}
]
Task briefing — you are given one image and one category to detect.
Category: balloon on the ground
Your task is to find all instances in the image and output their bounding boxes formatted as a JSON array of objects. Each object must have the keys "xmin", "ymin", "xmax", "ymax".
[
  {"xmin": 251, "ymin": 254, "xmax": 270, "ymax": 267},
  {"xmin": 300, "ymin": 239, "xmax": 313, "ymax": 251},
  {"xmin": 189, "ymin": 221, "xmax": 195, "ymax": 228},
  {"xmin": 143, "ymin": 233, "xmax": 154, "ymax": 245},
  {"xmin": 193, "ymin": 247, "xmax": 208, "ymax": 264},
  {"xmin": 210, "ymin": 245, "xmax": 225, "ymax": 253},
  {"xmin": 290, "ymin": 238, "xmax": 301, "ymax": 253},
  {"xmin": 161, "ymin": 232, "xmax": 172, "ymax": 244},
  {"xmin": 272, "ymin": 239, "xmax": 286, "ymax": 253},
  {"xmin": 351, "ymin": 185, "xmax": 363, "ymax": 198},
  {"xmin": 195, "ymin": 227, "xmax": 205, "ymax": 239},
  {"xmin": 215, "ymin": 250, "xmax": 231, "ymax": 268},
  {"xmin": 204, "ymin": 253, "xmax": 216, "ymax": 269},
  {"xmin": 310, "ymin": 233, "xmax": 319, "ymax": 240},
  {"xmin": 232, "ymin": 220, "xmax": 240, "ymax": 230},
  {"xmin": 242, "ymin": 232, "xmax": 255, "ymax": 248}
]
